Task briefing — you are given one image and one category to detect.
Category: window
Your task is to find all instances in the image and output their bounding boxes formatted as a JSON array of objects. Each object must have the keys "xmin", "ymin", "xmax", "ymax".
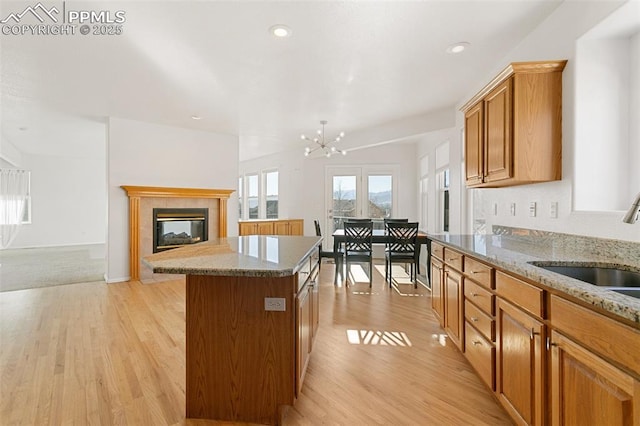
[
  {"xmin": 264, "ymin": 170, "xmax": 278, "ymax": 219},
  {"xmin": 238, "ymin": 170, "xmax": 279, "ymax": 220},
  {"xmin": 367, "ymin": 175, "xmax": 392, "ymax": 221},
  {"xmin": 419, "ymin": 155, "xmax": 429, "ymax": 231},
  {"xmin": 246, "ymin": 174, "xmax": 259, "ymax": 219}
]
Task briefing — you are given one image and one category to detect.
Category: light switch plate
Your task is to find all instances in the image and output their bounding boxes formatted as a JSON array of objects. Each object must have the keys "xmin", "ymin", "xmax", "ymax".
[
  {"xmin": 529, "ymin": 202, "xmax": 537, "ymax": 217},
  {"xmin": 550, "ymin": 202, "xmax": 558, "ymax": 218},
  {"xmin": 510, "ymin": 203, "xmax": 516, "ymax": 216},
  {"xmin": 265, "ymin": 297, "xmax": 286, "ymax": 312}
]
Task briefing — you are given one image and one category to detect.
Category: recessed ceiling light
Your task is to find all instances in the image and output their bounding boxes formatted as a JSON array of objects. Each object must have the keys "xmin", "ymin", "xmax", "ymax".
[
  {"xmin": 446, "ymin": 42, "xmax": 470, "ymax": 54},
  {"xmin": 191, "ymin": 115, "xmax": 201, "ymax": 120},
  {"xmin": 269, "ymin": 24, "xmax": 291, "ymax": 38}
]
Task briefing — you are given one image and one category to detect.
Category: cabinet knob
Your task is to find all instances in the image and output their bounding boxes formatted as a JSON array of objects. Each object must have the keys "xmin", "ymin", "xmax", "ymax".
[
  {"xmin": 470, "ymin": 317, "xmax": 479, "ymax": 322},
  {"xmin": 473, "ymin": 341, "xmax": 482, "ymax": 346}
]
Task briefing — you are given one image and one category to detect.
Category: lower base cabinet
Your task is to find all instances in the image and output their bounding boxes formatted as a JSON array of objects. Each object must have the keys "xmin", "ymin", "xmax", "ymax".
[
  {"xmin": 496, "ymin": 298, "xmax": 545, "ymax": 426},
  {"xmin": 550, "ymin": 330, "xmax": 640, "ymax": 426}
]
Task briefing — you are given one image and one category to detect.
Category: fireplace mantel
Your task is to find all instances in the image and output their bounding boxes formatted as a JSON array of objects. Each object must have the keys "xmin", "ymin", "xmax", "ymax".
[{"xmin": 122, "ymin": 185, "xmax": 234, "ymax": 281}]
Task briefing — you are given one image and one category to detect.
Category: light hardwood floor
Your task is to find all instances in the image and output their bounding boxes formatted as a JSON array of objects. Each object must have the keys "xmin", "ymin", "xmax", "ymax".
[{"xmin": 0, "ymin": 263, "xmax": 512, "ymax": 425}]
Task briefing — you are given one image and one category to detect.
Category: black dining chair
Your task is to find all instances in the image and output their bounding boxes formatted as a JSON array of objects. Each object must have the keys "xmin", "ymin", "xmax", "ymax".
[
  {"xmin": 384, "ymin": 218, "xmax": 409, "ymax": 225},
  {"xmin": 314, "ymin": 220, "xmax": 336, "ymax": 270},
  {"xmin": 343, "ymin": 221, "xmax": 374, "ymax": 287},
  {"xmin": 385, "ymin": 222, "xmax": 419, "ymax": 288}
]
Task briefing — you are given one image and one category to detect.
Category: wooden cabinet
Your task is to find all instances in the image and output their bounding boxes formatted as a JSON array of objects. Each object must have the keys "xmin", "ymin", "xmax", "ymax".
[
  {"xmin": 275, "ymin": 219, "xmax": 303, "ymax": 236},
  {"xmin": 239, "ymin": 219, "xmax": 304, "ymax": 236},
  {"xmin": 445, "ymin": 267, "xmax": 464, "ymax": 351},
  {"xmin": 429, "ymin": 241, "xmax": 640, "ymax": 426},
  {"xmin": 431, "ymin": 257, "xmax": 445, "ymax": 327},
  {"xmin": 461, "ymin": 60, "xmax": 566, "ymax": 188},
  {"xmin": 550, "ymin": 331, "xmax": 640, "ymax": 426},
  {"xmin": 463, "ymin": 256, "xmax": 496, "ymax": 391},
  {"xmin": 549, "ymin": 295, "xmax": 640, "ymax": 426},
  {"xmin": 295, "ymin": 250, "xmax": 320, "ymax": 396},
  {"xmin": 495, "ymin": 271, "xmax": 546, "ymax": 426},
  {"xmin": 496, "ymin": 298, "xmax": 546, "ymax": 426}
]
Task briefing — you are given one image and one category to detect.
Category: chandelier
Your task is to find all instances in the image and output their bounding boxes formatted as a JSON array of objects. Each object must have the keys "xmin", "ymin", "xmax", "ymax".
[{"xmin": 302, "ymin": 120, "xmax": 347, "ymax": 157}]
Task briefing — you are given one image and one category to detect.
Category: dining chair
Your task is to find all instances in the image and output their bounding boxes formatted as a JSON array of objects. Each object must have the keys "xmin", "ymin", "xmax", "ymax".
[
  {"xmin": 385, "ymin": 222, "xmax": 419, "ymax": 288},
  {"xmin": 343, "ymin": 221, "xmax": 374, "ymax": 287},
  {"xmin": 384, "ymin": 218, "xmax": 409, "ymax": 225},
  {"xmin": 314, "ymin": 220, "xmax": 336, "ymax": 270}
]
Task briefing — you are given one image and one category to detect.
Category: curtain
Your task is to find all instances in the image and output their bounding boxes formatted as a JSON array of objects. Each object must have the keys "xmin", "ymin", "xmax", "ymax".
[{"xmin": 0, "ymin": 169, "xmax": 30, "ymax": 249}]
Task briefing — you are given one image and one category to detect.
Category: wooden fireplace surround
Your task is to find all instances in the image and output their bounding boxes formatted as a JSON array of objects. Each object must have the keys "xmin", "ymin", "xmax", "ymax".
[{"xmin": 121, "ymin": 186, "xmax": 234, "ymax": 281}]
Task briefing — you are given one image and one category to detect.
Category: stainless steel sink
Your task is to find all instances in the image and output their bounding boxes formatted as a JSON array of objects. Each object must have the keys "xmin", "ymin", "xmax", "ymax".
[{"xmin": 529, "ymin": 263, "xmax": 640, "ymax": 299}]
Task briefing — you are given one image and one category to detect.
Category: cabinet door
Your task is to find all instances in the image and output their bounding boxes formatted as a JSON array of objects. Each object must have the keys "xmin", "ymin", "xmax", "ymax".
[
  {"xmin": 239, "ymin": 222, "xmax": 257, "ymax": 235},
  {"xmin": 431, "ymin": 259, "xmax": 445, "ymax": 327},
  {"xmin": 550, "ymin": 330, "xmax": 640, "ymax": 426},
  {"xmin": 465, "ymin": 101, "xmax": 484, "ymax": 186},
  {"xmin": 484, "ymin": 79, "xmax": 513, "ymax": 183},
  {"xmin": 257, "ymin": 221, "xmax": 273, "ymax": 235},
  {"xmin": 496, "ymin": 298, "xmax": 545, "ymax": 426},
  {"xmin": 445, "ymin": 269, "xmax": 464, "ymax": 350},
  {"xmin": 296, "ymin": 285, "xmax": 312, "ymax": 396},
  {"xmin": 273, "ymin": 221, "xmax": 289, "ymax": 235},
  {"xmin": 288, "ymin": 220, "xmax": 303, "ymax": 235}
]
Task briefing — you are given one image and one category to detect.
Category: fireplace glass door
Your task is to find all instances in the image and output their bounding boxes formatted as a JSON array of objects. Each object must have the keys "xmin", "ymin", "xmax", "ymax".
[{"xmin": 153, "ymin": 208, "xmax": 208, "ymax": 252}]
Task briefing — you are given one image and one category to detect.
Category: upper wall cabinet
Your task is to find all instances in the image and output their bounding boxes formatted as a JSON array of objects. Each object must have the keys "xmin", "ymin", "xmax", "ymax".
[{"xmin": 461, "ymin": 60, "xmax": 567, "ymax": 188}]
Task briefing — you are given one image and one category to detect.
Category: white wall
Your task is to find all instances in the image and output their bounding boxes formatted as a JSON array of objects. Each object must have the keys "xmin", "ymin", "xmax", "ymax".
[
  {"xmin": 9, "ymin": 152, "xmax": 107, "ymax": 248},
  {"xmin": 240, "ymin": 142, "xmax": 419, "ymax": 238},
  {"xmin": 416, "ymin": 127, "xmax": 459, "ymax": 234},
  {"xmin": 106, "ymin": 117, "xmax": 239, "ymax": 282},
  {"xmin": 459, "ymin": 0, "xmax": 640, "ymax": 242}
]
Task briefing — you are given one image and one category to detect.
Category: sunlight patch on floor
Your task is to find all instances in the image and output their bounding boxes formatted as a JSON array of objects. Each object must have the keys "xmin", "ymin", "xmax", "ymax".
[{"xmin": 346, "ymin": 329, "xmax": 412, "ymax": 346}]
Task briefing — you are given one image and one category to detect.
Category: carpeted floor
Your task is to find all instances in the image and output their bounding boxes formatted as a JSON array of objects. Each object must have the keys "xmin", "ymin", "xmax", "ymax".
[{"xmin": 0, "ymin": 244, "xmax": 105, "ymax": 292}]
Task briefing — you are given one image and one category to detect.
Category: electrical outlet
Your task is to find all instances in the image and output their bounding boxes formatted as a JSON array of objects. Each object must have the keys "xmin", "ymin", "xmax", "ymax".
[
  {"xmin": 550, "ymin": 202, "xmax": 558, "ymax": 218},
  {"xmin": 529, "ymin": 202, "xmax": 537, "ymax": 217},
  {"xmin": 265, "ymin": 297, "xmax": 286, "ymax": 312},
  {"xmin": 510, "ymin": 203, "xmax": 516, "ymax": 216}
]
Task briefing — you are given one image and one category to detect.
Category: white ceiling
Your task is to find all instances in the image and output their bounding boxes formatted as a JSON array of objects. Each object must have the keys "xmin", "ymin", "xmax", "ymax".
[{"xmin": 1, "ymin": 0, "xmax": 565, "ymax": 162}]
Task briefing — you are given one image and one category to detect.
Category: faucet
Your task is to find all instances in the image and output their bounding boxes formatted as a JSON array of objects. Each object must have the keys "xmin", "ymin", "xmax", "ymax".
[{"xmin": 623, "ymin": 192, "xmax": 640, "ymax": 224}]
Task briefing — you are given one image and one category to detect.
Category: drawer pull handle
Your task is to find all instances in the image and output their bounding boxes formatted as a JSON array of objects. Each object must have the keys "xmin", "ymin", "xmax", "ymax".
[
  {"xmin": 546, "ymin": 337, "xmax": 559, "ymax": 350},
  {"xmin": 472, "ymin": 341, "xmax": 482, "ymax": 346},
  {"xmin": 471, "ymin": 293, "xmax": 479, "ymax": 297},
  {"xmin": 470, "ymin": 317, "xmax": 479, "ymax": 322},
  {"xmin": 530, "ymin": 329, "xmax": 540, "ymax": 340}
]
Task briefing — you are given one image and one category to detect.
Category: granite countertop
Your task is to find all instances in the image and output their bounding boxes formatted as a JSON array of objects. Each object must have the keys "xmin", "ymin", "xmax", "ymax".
[
  {"xmin": 428, "ymin": 233, "xmax": 640, "ymax": 325},
  {"xmin": 142, "ymin": 235, "xmax": 322, "ymax": 278}
]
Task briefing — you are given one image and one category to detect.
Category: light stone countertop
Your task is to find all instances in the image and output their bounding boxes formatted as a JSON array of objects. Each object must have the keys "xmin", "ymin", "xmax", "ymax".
[
  {"xmin": 428, "ymin": 233, "xmax": 640, "ymax": 325},
  {"xmin": 142, "ymin": 235, "xmax": 322, "ymax": 278}
]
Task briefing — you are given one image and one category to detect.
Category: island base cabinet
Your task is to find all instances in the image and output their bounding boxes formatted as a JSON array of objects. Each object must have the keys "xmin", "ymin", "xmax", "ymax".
[
  {"xmin": 185, "ymin": 274, "xmax": 295, "ymax": 425},
  {"xmin": 550, "ymin": 331, "xmax": 640, "ymax": 426}
]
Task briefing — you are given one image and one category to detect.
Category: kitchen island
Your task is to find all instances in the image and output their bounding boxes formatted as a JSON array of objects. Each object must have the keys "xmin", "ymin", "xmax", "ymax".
[{"xmin": 143, "ymin": 235, "xmax": 322, "ymax": 425}]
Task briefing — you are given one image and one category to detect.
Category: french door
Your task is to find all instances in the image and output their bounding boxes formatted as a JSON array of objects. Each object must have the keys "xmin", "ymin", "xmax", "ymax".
[{"xmin": 325, "ymin": 166, "xmax": 398, "ymax": 247}]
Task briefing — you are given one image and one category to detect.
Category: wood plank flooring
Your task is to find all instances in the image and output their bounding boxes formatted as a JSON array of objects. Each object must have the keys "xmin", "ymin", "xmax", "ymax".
[{"xmin": 0, "ymin": 262, "xmax": 512, "ymax": 425}]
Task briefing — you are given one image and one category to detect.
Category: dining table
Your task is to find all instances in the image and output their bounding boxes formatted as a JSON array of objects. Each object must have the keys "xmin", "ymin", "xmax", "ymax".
[{"xmin": 331, "ymin": 228, "xmax": 431, "ymax": 284}]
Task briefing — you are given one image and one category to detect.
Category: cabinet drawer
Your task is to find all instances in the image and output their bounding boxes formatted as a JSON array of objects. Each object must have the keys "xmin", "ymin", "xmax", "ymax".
[
  {"xmin": 465, "ymin": 280, "xmax": 494, "ymax": 316},
  {"xmin": 465, "ymin": 322, "xmax": 495, "ymax": 391},
  {"xmin": 496, "ymin": 271, "xmax": 544, "ymax": 318},
  {"xmin": 444, "ymin": 248, "xmax": 463, "ymax": 271},
  {"xmin": 431, "ymin": 242, "xmax": 445, "ymax": 260},
  {"xmin": 465, "ymin": 300, "xmax": 495, "ymax": 341},
  {"xmin": 464, "ymin": 257, "xmax": 494, "ymax": 289},
  {"xmin": 550, "ymin": 295, "xmax": 640, "ymax": 377},
  {"xmin": 297, "ymin": 258, "xmax": 312, "ymax": 292}
]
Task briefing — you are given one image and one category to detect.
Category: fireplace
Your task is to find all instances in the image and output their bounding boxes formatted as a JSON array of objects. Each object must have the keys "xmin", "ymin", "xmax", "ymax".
[{"xmin": 153, "ymin": 208, "xmax": 208, "ymax": 253}]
